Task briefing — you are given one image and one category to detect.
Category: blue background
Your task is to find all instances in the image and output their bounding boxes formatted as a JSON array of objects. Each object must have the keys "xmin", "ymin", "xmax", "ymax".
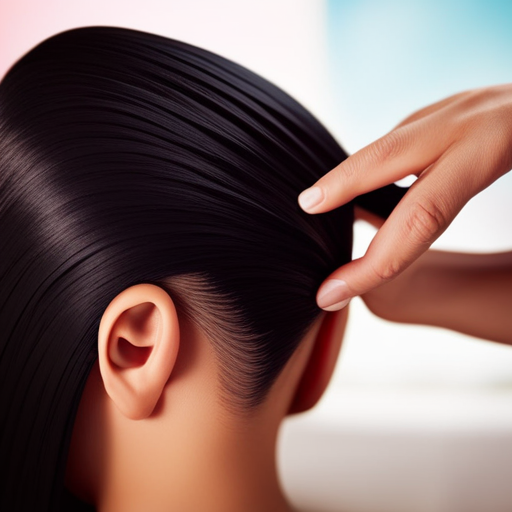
[{"xmin": 326, "ymin": 0, "xmax": 512, "ymax": 151}]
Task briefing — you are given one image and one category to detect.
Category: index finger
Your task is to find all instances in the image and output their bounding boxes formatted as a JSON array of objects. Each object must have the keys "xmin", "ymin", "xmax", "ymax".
[{"xmin": 298, "ymin": 114, "xmax": 450, "ymax": 214}]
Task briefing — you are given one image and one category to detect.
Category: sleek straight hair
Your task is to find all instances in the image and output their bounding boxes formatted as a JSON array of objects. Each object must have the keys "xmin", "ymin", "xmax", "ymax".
[{"xmin": 0, "ymin": 26, "xmax": 406, "ymax": 511}]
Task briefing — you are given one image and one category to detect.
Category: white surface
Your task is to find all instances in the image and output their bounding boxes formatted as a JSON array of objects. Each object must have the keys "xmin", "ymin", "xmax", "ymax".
[{"xmin": 280, "ymin": 398, "xmax": 512, "ymax": 512}]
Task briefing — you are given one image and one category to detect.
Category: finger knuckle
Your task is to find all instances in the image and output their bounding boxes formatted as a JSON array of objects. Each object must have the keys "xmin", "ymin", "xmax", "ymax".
[
  {"xmin": 370, "ymin": 257, "xmax": 404, "ymax": 283},
  {"xmin": 456, "ymin": 86, "xmax": 502, "ymax": 118},
  {"xmin": 485, "ymin": 106, "xmax": 512, "ymax": 174},
  {"xmin": 406, "ymin": 198, "xmax": 447, "ymax": 244},
  {"xmin": 368, "ymin": 129, "xmax": 407, "ymax": 164},
  {"xmin": 458, "ymin": 88, "xmax": 488, "ymax": 109}
]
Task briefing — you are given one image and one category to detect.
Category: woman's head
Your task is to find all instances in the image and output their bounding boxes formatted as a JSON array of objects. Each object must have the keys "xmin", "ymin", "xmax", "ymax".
[{"xmin": 0, "ymin": 26, "xmax": 354, "ymax": 510}]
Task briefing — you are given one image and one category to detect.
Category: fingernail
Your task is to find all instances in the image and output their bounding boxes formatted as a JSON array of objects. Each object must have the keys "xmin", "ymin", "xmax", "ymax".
[
  {"xmin": 298, "ymin": 186, "xmax": 323, "ymax": 212},
  {"xmin": 317, "ymin": 279, "xmax": 351, "ymax": 311}
]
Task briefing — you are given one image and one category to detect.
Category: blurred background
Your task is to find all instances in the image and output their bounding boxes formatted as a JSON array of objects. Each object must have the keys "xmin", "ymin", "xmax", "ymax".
[{"xmin": 1, "ymin": 1, "xmax": 511, "ymax": 511}]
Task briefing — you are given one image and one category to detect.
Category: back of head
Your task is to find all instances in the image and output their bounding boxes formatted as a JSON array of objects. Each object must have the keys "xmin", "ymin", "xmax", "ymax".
[{"xmin": 0, "ymin": 26, "xmax": 353, "ymax": 510}]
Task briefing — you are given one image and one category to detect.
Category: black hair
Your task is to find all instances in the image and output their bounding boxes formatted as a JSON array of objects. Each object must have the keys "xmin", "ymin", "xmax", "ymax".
[{"xmin": 0, "ymin": 26, "xmax": 406, "ymax": 511}]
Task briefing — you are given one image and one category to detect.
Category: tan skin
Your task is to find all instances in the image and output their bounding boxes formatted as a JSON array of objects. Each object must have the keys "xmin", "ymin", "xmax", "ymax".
[
  {"xmin": 298, "ymin": 84, "xmax": 512, "ymax": 316},
  {"xmin": 357, "ymin": 207, "xmax": 512, "ymax": 345},
  {"xmin": 65, "ymin": 283, "xmax": 349, "ymax": 512}
]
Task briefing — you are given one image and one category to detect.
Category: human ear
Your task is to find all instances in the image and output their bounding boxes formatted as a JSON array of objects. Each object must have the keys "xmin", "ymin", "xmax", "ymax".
[
  {"xmin": 287, "ymin": 307, "xmax": 349, "ymax": 414},
  {"xmin": 97, "ymin": 283, "xmax": 179, "ymax": 420}
]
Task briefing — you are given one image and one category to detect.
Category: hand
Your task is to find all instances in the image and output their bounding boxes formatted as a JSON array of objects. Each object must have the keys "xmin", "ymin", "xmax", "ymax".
[
  {"xmin": 351, "ymin": 208, "xmax": 512, "ymax": 344},
  {"xmin": 298, "ymin": 84, "xmax": 512, "ymax": 311}
]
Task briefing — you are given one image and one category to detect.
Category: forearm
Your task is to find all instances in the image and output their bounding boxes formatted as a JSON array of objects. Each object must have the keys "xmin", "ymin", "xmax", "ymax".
[
  {"xmin": 364, "ymin": 250, "xmax": 512, "ymax": 344},
  {"xmin": 397, "ymin": 250, "xmax": 512, "ymax": 344}
]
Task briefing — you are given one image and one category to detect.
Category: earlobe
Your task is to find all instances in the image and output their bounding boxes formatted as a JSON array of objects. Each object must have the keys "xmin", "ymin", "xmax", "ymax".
[
  {"xmin": 98, "ymin": 283, "xmax": 180, "ymax": 420},
  {"xmin": 288, "ymin": 306, "xmax": 349, "ymax": 415}
]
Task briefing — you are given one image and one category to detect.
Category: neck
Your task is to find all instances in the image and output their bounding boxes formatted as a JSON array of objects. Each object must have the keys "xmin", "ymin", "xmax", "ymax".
[
  {"xmin": 66, "ymin": 313, "xmax": 316, "ymax": 512},
  {"xmin": 97, "ymin": 403, "xmax": 292, "ymax": 512}
]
